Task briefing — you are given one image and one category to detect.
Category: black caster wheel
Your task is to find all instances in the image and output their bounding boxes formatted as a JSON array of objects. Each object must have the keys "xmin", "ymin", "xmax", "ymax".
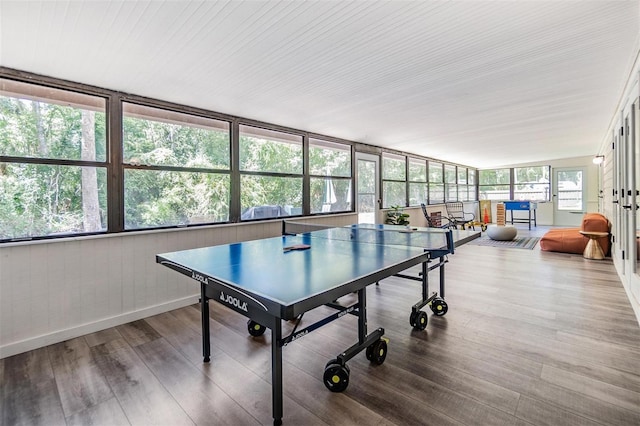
[
  {"xmin": 323, "ymin": 360, "xmax": 350, "ymax": 392},
  {"xmin": 247, "ymin": 320, "xmax": 266, "ymax": 336},
  {"xmin": 410, "ymin": 310, "xmax": 428, "ymax": 330},
  {"xmin": 365, "ymin": 339, "xmax": 388, "ymax": 365},
  {"xmin": 430, "ymin": 298, "xmax": 448, "ymax": 316}
]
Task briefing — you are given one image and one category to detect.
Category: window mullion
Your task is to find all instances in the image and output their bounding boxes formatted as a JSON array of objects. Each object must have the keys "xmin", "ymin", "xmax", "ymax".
[
  {"xmin": 230, "ymin": 119, "xmax": 241, "ymax": 222},
  {"xmin": 108, "ymin": 95, "xmax": 124, "ymax": 233}
]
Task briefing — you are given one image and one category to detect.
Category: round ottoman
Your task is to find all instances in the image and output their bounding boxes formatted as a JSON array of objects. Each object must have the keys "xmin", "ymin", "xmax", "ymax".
[{"xmin": 486, "ymin": 225, "xmax": 517, "ymax": 241}]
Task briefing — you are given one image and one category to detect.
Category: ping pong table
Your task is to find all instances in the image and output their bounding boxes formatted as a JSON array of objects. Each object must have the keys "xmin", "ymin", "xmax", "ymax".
[{"xmin": 156, "ymin": 222, "xmax": 480, "ymax": 425}]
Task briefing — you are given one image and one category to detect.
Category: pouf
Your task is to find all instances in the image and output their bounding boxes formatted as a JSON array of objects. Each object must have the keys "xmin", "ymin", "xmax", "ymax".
[{"xmin": 486, "ymin": 225, "xmax": 517, "ymax": 241}]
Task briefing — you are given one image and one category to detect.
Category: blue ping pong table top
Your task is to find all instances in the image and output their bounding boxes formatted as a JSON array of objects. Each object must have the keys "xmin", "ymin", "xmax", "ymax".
[{"xmin": 157, "ymin": 224, "xmax": 479, "ymax": 310}]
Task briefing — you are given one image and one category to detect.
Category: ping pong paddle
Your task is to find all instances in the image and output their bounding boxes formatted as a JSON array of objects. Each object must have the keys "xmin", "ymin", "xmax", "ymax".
[{"xmin": 283, "ymin": 244, "xmax": 311, "ymax": 252}]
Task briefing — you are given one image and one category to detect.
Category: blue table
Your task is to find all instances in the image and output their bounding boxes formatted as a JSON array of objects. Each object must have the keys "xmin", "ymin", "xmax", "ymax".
[
  {"xmin": 157, "ymin": 223, "xmax": 480, "ymax": 425},
  {"xmin": 503, "ymin": 201, "xmax": 538, "ymax": 229}
]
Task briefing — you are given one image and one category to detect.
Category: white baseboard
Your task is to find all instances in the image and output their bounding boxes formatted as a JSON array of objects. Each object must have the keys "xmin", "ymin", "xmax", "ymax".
[
  {"xmin": 614, "ymin": 258, "xmax": 640, "ymax": 327},
  {"xmin": 0, "ymin": 294, "xmax": 199, "ymax": 359},
  {"xmin": 620, "ymin": 281, "xmax": 640, "ymax": 327}
]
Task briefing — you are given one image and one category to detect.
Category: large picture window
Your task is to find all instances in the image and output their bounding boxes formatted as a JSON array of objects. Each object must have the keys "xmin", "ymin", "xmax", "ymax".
[
  {"xmin": 382, "ymin": 153, "xmax": 406, "ymax": 207},
  {"xmin": 123, "ymin": 103, "xmax": 230, "ymax": 229},
  {"xmin": 445, "ymin": 164, "xmax": 457, "ymax": 201},
  {"xmin": 428, "ymin": 161, "xmax": 444, "ymax": 204},
  {"xmin": 479, "ymin": 166, "xmax": 550, "ymax": 201},
  {"xmin": 479, "ymin": 168, "xmax": 511, "ymax": 200},
  {"xmin": 309, "ymin": 139, "xmax": 352, "ymax": 214},
  {"xmin": 408, "ymin": 158, "xmax": 427, "ymax": 206},
  {"xmin": 239, "ymin": 125, "xmax": 302, "ymax": 219},
  {"xmin": 514, "ymin": 165, "xmax": 550, "ymax": 201},
  {"xmin": 468, "ymin": 169, "xmax": 477, "ymax": 201},
  {"xmin": 0, "ymin": 78, "xmax": 107, "ymax": 241}
]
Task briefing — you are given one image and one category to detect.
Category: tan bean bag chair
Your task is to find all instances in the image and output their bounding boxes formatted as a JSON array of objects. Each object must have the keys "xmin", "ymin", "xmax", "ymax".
[{"xmin": 539, "ymin": 213, "xmax": 610, "ymax": 255}]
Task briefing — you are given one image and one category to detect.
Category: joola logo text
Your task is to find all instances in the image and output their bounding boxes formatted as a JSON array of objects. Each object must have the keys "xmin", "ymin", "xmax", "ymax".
[
  {"xmin": 289, "ymin": 329, "xmax": 308, "ymax": 342},
  {"xmin": 220, "ymin": 292, "xmax": 248, "ymax": 312},
  {"xmin": 192, "ymin": 271, "xmax": 208, "ymax": 284},
  {"xmin": 338, "ymin": 306, "xmax": 356, "ymax": 318}
]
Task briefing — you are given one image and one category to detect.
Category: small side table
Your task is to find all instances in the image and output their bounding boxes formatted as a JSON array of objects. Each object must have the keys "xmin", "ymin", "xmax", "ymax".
[{"xmin": 579, "ymin": 231, "xmax": 609, "ymax": 260}]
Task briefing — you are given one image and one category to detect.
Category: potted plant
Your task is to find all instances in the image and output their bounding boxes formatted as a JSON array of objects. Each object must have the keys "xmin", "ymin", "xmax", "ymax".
[{"xmin": 385, "ymin": 205, "xmax": 410, "ymax": 225}]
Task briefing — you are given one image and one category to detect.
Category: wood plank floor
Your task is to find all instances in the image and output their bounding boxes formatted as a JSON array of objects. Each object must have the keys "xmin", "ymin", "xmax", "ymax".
[{"xmin": 2, "ymin": 225, "xmax": 640, "ymax": 425}]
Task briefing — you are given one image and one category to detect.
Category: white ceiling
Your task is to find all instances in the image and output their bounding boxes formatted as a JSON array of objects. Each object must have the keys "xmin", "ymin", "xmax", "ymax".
[{"xmin": 1, "ymin": 0, "xmax": 638, "ymax": 168}]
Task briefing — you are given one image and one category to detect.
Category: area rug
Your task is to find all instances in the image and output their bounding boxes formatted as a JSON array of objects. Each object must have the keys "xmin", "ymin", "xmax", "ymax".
[{"xmin": 469, "ymin": 236, "xmax": 540, "ymax": 250}]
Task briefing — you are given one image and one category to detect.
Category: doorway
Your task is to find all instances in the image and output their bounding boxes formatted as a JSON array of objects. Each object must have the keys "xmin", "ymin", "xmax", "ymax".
[
  {"xmin": 355, "ymin": 153, "xmax": 380, "ymax": 224},
  {"xmin": 553, "ymin": 167, "xmax": 586, "ymax": 227}
]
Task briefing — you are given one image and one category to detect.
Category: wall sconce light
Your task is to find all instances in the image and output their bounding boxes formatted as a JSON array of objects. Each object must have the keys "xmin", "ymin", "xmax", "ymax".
[{"xmin": 593, "ymin": 155, "xmax": 604, "ymax": 165}]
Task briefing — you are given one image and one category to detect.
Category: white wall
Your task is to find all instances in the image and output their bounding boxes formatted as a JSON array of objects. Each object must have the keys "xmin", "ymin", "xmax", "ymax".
[{"xmin": 0, "ymin": 213, "xmax": 357, "ymax": 358}]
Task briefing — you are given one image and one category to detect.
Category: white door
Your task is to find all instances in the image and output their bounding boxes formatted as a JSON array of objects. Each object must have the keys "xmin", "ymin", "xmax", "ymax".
[
  {"xmin": 632, "ymin": 99, "xmax": 640, "ymax": 304},
  {"xmin": 355, "ymin": 152, "xmax": 380, "ymax": 224},
  {"xmin": 615, "ymin": 105, "xmax": 634, "ymax": 277},
  {"xmin": 553, "ymin": 168, "xmax": 586, "ymax": 226},
  {"xmin": 613, "ymin": 124, "xmax": 622, "ymax": 263},
  {"xmin": 624, "ymin": 100, "xmax": 640, "ymax": 297}
]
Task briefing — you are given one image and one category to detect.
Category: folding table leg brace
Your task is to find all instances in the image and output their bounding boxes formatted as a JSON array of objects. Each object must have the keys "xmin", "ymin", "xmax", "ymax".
[
  {"xmin": 200, "ymin": 284, "xmax": 388, "ymax": 425},
  {"xmin": 395, "ymin": 254, "xmax": 450, "ymax": 330}
]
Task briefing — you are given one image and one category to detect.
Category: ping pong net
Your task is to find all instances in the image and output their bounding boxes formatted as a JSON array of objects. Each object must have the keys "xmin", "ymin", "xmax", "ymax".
[{"xmin": 282, "ymin": 221, "xmax": 454, "ymax": 253}]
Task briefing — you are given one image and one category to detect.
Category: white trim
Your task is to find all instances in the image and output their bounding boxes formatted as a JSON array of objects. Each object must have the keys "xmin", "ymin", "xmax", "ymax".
[
  {"xmin": 0, "ymin": 212, "xmax": 357, "ymax": 248},
  {"xmin": 0, "ymin": 294, "xmax": 198, "ymax": 359},
  {"xmin": 617, "ymin": 267, "xmax": 640, "ymax": 327}
]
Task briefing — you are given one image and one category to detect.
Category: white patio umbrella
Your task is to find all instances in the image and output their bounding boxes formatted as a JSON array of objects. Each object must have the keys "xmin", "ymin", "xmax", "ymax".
[{"xmin": 324, "ymin": 177, "xmax": 337, "ymax": 205}]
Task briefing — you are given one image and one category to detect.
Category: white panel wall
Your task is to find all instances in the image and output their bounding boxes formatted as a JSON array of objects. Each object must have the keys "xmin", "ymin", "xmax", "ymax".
[
  {"xmin": 0, "ymin": 213, "xmax": 357, "ymax": 358},
  {"xmin": 597, "ymin": 37, "xmax": 640, "ymax": 325}
]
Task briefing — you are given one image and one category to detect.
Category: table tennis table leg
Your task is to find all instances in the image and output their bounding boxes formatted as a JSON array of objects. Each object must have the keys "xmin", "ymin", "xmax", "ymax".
[
  {"xmin": 271, "ymin": 318, "xmax": 283, "ymax": 426},
  {"xmin": 422, "ymin": 260, "xmax": 429, "ymax": 301},
  {"xmin": 201, "ymin": 283, "xmax": 210, "ymax": 363},
  {"xmin": 438, "ymin": 256, "xmax": 445, "ymax": 299},
  {"xmin": 358, "ymin": 288, "xmax": 367, "ymax": 343}
]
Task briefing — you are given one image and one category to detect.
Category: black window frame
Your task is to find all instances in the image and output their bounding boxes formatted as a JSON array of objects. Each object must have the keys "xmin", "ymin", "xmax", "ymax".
[{"xmin": 0, "ymin": 67, "xmax": 478, "ymax": 243}]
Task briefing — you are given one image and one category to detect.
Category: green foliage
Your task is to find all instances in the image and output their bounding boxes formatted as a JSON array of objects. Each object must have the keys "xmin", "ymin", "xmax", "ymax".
[
  {"xmin": 408, "ymin": 161, "xmax": 427, "ymax": 182},
  {"xmin": 0, "ymin": 95, "xmax": 108, "ymax": 239},
  {"xmin": 515, "ymin": 166, "xmax": 549, "ymax": 184},
  {"xmin": 385, "ymin": 205, "xmax": 410, "ymax": 226},
  {"xmin": 239, "ymin": 135, "xmax": 302, "ymax": 174},
  {"xmin": 383, "ymin": 156, "xmax": 405, "ymax": 180},
  {"xmin": 383, "ymin": 181, "xmax": 405, "ymax": 207},
  {"xmin": 309, "ymin": 145, "xmax": 350, "ymax": 177},
  {"xmin": 1, "ymin": 89, "xmax": 354, "ymax": 239},
  {"xmin": 479, "ymin": 168, "xmax": 510, "ymax": 185},
  {"xmin": 123, "ymin": 116, "xmax": 229, "ymax": 169},
  {"xmin": 429, "ymin": 162, "xmax": 443, "ymax": 183}
]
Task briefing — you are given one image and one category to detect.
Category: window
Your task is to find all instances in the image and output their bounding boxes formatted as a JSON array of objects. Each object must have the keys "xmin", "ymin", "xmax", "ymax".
[
  {"xmin": 556, "ymin": 169, "xmax": 583, "ymax": 210},
  {"xmin": 445, "ymin": 164, "xmax": 457, "ymax": 201},
  {"xmin": 239, "ymin": 125, "xmax": 302, "ymax": 219},
  {"xmin": 479, "ymin": 169, "xmax": 511, "ymax": 200},
  {"xmin": 382, "ymin": 153, "xmax": 406, "ymax": 207},
  {"xmin": 0, "ymin": 78, "xmax": 107, "ymax": 241},
  {"xmin": 408, "ymin": 158, "xmax": 427, "ymax": 206},
  {"xmin": 468, "ymin": 169, "xmax": 477, "ymax": 201},
  {"xmin": 457, "ymin": 167, "xmax": 468, "ymax": 201},
  {"xmin": 428, "ymin": 161, "xmax": 444, "ymax": 204},
  {"xmin": 514, "ymin": 166, "xmax": 550, "ymax": 201},
  {"xmin": 309, "ymin": 139, "xmax": 352, "ymax": 213},
  {"xmin": 479, "ymin": 166, "xmax": 550, "ymax": 202},
  {"xmin": 123, "ymin": 103, "xmax": 230, "ymax": 229},
  {"xmin": 1, "ymin": 69, "xmax": 480, "ymax": 242}
]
